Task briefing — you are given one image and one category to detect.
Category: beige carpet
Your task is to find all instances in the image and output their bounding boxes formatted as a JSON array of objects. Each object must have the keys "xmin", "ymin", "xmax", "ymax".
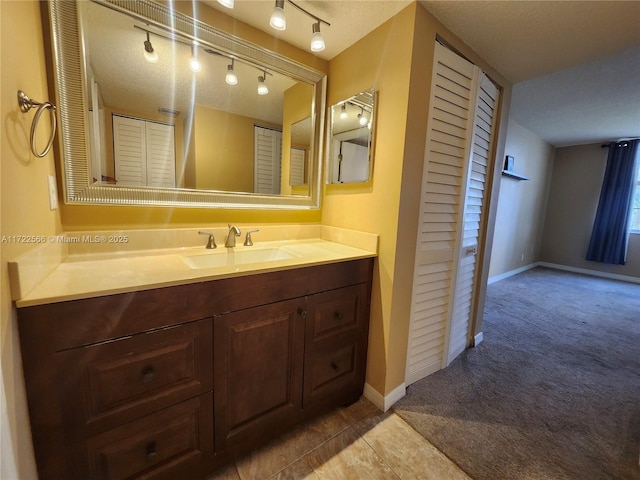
[{"xmin": 394, "ymin": 267, "xmax": 640, "ymax": 480}]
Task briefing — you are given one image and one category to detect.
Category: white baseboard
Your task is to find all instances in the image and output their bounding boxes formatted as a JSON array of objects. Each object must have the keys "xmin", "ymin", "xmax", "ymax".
[
  {"xmin": 539, "ymin": 262, "xmax": 640, "ymax": 285},
  {"xmin": 473, "ymin": 332, "xmax": 483, "ymax": 346},
  {"xmin": 488, "ymin": 261, "xmax": 640, "ymax": 285},
  {"xmin": 363, "ymin": 382, "xmax": 406, "ymax": 412},
  {"xmin": 488, "ymin": 263, "xmax": 539, "ymax": 284}
]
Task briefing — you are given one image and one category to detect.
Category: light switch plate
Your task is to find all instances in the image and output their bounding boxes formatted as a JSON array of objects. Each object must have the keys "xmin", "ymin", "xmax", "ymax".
[{"xmin": 48, "ymin": 175, "xmax": 58, "ymax": 210}]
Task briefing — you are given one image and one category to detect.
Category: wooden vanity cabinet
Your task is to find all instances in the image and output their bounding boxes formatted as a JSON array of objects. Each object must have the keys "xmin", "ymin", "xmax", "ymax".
[{"xmin": 17, "ymin": 258, "xmax": 373, "ymax": 479}]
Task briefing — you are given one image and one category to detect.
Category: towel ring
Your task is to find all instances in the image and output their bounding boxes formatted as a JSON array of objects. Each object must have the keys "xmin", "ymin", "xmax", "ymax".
[{"xmin": 17, "ymin": 90, "xmax": 57, "ymax": 158}]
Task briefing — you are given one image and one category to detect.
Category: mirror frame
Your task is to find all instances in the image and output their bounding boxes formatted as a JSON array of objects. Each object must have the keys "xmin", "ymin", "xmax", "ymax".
[{"xmin": 48, "ymin": 0, "xmax": 326, "ymax": 209}]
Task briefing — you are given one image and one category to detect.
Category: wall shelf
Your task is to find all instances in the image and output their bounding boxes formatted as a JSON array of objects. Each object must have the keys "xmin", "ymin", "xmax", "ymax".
[{"xmin": 501, "ymin": 170, "xmax": 529, "ymax": 181}]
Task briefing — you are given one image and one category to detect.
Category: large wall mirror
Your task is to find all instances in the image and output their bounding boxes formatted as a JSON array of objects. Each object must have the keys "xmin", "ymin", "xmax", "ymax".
[
  {"xmin": 326, "ymin": 88, "xmax": 376, "ymax": 184},
  {"xmin": 48, "ymin": 0, "xmax": 326, "ymax": 209}
]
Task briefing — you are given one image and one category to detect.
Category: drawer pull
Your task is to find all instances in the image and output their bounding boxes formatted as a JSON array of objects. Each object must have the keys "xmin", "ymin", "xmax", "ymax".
[
  {"xmin": 145, "ymin": 441, "xmax": 157, "ymax": 459},
  {"xmin": 330, "ymin": 361, "xmax": 339, "ymax": 371},
  {"xmin": 297, "ymin": 308, "xmax": 307, "ymax": 319},
  {"xmin": 334, "ymin": 311, "xmax": 343, "ymax": 321},
  {"xmin": 141, "ymin": 366, "xmax": 155, "ymax": 383}
]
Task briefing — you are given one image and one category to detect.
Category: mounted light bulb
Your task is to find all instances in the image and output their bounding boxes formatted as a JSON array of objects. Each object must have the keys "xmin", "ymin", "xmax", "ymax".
[
  {"xmin": 339, "ymin": 104, "xmax": 348, "ymax": 120},
  {"xmin": 225, "ymin": 59, "xmax": 237, "ymax": 85},
  {"xmin": 143, "ymin": 31, "xmax": 158, "ymax": 63},
  {"xmin": 269, "ymin": 0, "xmax": 286, "ymax": 31},
  {"xmin": 216, "ymin": 0, "xmax": 234, "ymax": 9},
  {"xmin": 358, "ymin": 110, "xmax": 369, "ymax": 127},
  {"xmin": 310, "ymin": 22, "xmax": 325, "ymax": 52},
  {"xmin": 257, "ymin": 74, "xmax": 269, "ymax": 95},
  {"xmin": 189, "ymin": 45, "xmax": 201, "ymax": 72}
]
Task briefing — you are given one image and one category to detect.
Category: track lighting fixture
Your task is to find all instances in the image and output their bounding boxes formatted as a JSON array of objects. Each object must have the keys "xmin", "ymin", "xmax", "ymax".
[
  {"xmin": 189, "ymin": 45, "xmax": 201, "ymax": 72},
  {"xmin": 270, "ymin": 0, "xmax": 286, "ymax": 31},
  {"xmin": 340, "ymin": 103, "xmax": 348, "ymax": 120},
  {"xmin": 216, "ymin": 0, "xmax": 234, "ymax": 9},
  {"xmin": 143, "ymin": 31, "xmax": 158, "ymax": 63},
  {"xmin": 268, "ymin": 1, "xmax": 330, "ymax": 53},
  {"xmin": 225, "ymin": 59, "xmax": 238, "ymax": 85},
  {"xmin": 257, "ymin": 71, "xmax": 269, "ymax": 95},
  {"xmin": 310, "ymin": 22, "xmax": 325, "ymax": 52}
]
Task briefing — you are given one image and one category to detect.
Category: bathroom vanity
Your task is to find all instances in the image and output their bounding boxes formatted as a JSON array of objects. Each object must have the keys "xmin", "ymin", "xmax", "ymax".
[{"xmin": 13, "ymin": 233, "xmax": 375, "ymax": 479}]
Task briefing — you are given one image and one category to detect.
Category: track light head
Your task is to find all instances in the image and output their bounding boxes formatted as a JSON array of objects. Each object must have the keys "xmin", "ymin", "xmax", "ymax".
[
  {"xmin": 257, "ymin": 73, "xmax": 269, "ymax": 95},
  {"xmin": 310, "ymin": 22, "xmax": 325, "ymax": 52},
  {"xmin": 143, "ymin": 31, "xmax": 158, "ymax": 63},
  {"xmin": 189, "ymin": 45, "xmax": 201, "ymax": 72},
  {"xmin": 225, "ymin": 60, "xmax": 238, "ymax": 85},
  {"xmin": 358, "ymin": 109, "xmax": 369, "ymax": 127},
  {"xmin": 340, "ymin": 103, "xmax": 348, "ymax": 120},
  {"xmin": 270, "ymin": 0, "xmax": 286, "ymax": 31}
]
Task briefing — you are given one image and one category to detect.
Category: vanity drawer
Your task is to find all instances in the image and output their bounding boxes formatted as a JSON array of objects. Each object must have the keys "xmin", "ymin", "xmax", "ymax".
[
  {"xmin": 83, "ymin": 392, "xmax": 213, "ymax": 480},
  {"xmin": 307, "ymin": 284, "xmax": 367, "ymax": 341},
  {"xmin": 306, "ymin": 342, "xmax": 357, "ymax": 393},
  {"xmin": 60, "ymin": 320, "xmax": 212, "ymax": 434},
  {"xmin": 303, "ymin": 284, "xmax": 371, "ymax": 407}
]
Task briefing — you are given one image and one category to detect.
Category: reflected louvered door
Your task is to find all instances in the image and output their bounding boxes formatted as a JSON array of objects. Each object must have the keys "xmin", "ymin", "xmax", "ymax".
[
  {"xmin": 446, "ymin": 73, "xmax": 499, "ymax": 365},
  {"xmin": 145, "ymin": 122, "xmax": 176, "ymax": 188},
  {"xmin": 113, "ymin": 116, "xmax": 147, "ymax": 186},
  {"xmin": 254, "ymin": 126, "xmax": 282, "ymax": 194},
  {"xmin": 405, "ymin": 43, "xmax": 479, "ymax": 385}
]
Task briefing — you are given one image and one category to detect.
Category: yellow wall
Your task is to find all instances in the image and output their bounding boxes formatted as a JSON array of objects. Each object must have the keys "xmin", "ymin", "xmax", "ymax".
[
  {"xmin": 1, "ymin": 2, "xmax": 61, "ymax": 477},
  {"xmin": 322, "ymin": 4, "xmax": 417, "ymax": 394},
  {"xmin": 193, "ymin": 105, "xmax": 280, "ymax": 192},
  {"xmin": 323, "ymin": 3, "xmax": 512, "ymax": 396}
]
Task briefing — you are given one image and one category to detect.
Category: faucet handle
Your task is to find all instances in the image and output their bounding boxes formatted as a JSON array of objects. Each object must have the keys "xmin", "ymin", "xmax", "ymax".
[
  {"xmin": 198, "ymin": 231, "xmax": 217, "ymax": 249},
  {"xmin": 244, "ymin": 229, "xmax": 260, "ymax": 246}
]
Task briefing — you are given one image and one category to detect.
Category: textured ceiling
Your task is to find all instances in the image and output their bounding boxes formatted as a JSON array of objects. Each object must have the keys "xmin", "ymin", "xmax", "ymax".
[
  {"xmin": 92, "ymin": 0, "xmax": 640, "ymax": 147},
  {"xmin": 418, "ymin": 0, "xmax": 640, "ymax": 147}
]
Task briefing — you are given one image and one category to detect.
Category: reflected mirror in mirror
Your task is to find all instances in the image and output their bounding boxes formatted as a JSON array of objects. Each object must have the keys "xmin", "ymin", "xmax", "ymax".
[
  {"xmin": 289, "ymin": 117, "xmax": 311, "ymax": 187},
  {"xmin": 326, "ymin": 88, "xmax": 376, "ymax": 184},
  {"xmin": 48, "ymin": 0, "xmax": 326, "ymax": 209}
]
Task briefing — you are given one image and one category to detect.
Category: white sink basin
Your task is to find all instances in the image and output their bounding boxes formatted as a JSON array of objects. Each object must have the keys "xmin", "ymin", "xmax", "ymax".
[{"xmin": 182, "ymin": 248, "xmax": 295, "ymax": 269}]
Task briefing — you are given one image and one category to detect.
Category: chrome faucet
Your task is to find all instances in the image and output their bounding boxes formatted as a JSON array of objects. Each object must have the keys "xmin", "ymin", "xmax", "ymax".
[
  {"xmin": 198, "ymin": 231, "xmax": 217, "ymax": 249},
  {"xmin": 225, "ymin": 224, "xmax": 241, "ymax": 247}
]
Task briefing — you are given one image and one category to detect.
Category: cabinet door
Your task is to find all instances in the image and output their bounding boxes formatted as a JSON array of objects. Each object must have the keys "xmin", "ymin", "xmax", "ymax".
[
  {"xmin": 303, "ymin": 284, "xmax": 370, "ymax": 408},
  {"xmin": 214, "ymin": 298, "xmax": 305, "ymax": 452}
]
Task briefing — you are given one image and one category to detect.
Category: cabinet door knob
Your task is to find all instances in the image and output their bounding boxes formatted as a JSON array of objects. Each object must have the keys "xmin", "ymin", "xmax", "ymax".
[
  {"xmin": 334, "ymin": 311, "xmax": 343, "ymax": 320},
  {"xmin": 145, "ymin": 441, "xmax": 157, "ymax": 459},
  {"xmin": 141, "ymin": 366, "xmax": 155, "ymax": 383},
  {"xmin": 330, "ymin": 361, "xmax": 339, "ymax": 371},
  {"xmin": 297, "ymin": 307, "xmax": 307, "ymax": 319}
]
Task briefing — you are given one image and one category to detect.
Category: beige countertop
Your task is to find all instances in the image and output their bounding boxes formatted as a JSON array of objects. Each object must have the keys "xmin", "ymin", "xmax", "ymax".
[{"xmin": 10, "ymin": 226, "xmax": 378, "ymax": 307}]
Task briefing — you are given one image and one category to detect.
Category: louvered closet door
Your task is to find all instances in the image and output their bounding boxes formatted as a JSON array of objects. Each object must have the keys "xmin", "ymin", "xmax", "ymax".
[
  {"xmin": 446, "ymin": 73, "xmax": 499, "ymax": 365},
  {"xmin": 405, "ymin": 44, "xmax": 480, "ymax": 386}
]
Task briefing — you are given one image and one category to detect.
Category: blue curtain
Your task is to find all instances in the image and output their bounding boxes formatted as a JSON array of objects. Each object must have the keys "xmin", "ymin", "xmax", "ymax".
[{"xmin": 586, "ymin": 139, "xmax": 639, "ymax": 265}]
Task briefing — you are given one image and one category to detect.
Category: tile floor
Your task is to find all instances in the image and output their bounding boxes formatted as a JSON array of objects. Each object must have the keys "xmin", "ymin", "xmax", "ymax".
[{"xmin": 208, "ymin": 398, "xmax": 471, "ymax": 480}]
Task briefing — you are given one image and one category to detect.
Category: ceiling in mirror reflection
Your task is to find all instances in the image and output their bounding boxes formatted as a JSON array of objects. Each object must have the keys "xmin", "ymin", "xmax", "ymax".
[{"xmin": 81, "ymin": 1, "xmax": 299, "ymax": 125}]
